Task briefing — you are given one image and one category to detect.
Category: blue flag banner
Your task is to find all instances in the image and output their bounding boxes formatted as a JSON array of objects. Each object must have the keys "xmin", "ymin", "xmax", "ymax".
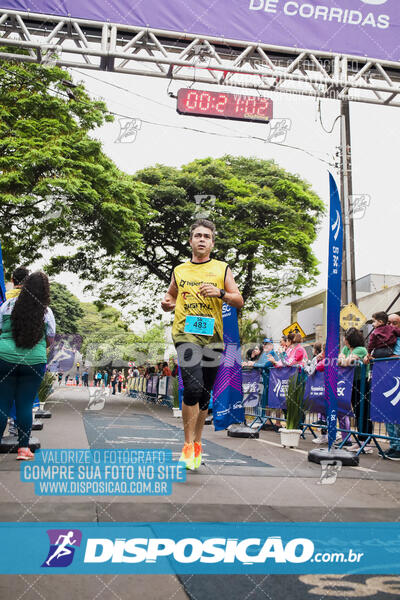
[
  {"xmin": 305, "ymin": 368, "xmax": 354, "ymax": 416},
  {"xmin": 267, "ymin": 367, "xmax": 299, "ymax": 409},
  {"xmin": 212, "ymin": 303, "xmax": 244, "ymax": 431},
  {"xmin": 1, "ymin": 521, "xmax": 400, "ymax": 574},
  {"xmin": 0, "ymin": 240, "xmax": 6, "ymax": 306},
  {"xmin": 325, "ymin": 173, "xmax": 344, "ymax": 449},
  {"xmin": 370, "ymin": 359, "xmax": 400, "ymax": 424}
]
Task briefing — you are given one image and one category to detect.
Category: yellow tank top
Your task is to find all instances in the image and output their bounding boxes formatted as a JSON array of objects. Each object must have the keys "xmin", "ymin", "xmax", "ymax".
[
  {"xmin": 172, "ymin": 259, "xmax": 228, "ymax": 346},
  {"xmin": 6, "ymin": 288, "xmax": 21, "ymax": 299}
]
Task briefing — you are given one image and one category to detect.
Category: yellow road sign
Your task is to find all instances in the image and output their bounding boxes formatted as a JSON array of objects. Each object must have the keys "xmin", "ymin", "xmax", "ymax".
[
  {"xmin": 340, "ymin": 303, "xmax": 367, "ymax": 330},
  {"xmin": 282, "ymin": 321, "xmax": 306, "ymax": 338}
]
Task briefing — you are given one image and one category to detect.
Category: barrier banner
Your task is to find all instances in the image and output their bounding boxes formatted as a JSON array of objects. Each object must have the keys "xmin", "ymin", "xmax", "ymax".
[
  {"xmin": 1, "ymin": 1, "xmax": 399, "ymax": 62},
  {"xmin": 47, "ymin": 334, "xmax": 83, "ymax": 373},
  {"xmin": 0, "ymin": 240, "xmax": 6, "ymax": 305},
  {"xmin": 242, "ymin": 369, "xmax": 263, "ymax": 408},
  {"xmin": 305, "ymin": 367, "xmax": 354, "ymax": 416},
  {"xmin": 267, "ymin": 367, "xmax": 298, "ymax": 409},
  {"xmin": 370, "ymin": 359, "xmax": 400, "ymax": 424},
  {"xmin": 325, "ymin": 173, "xmax": 343, "ymax": 449},
  {"xmin": 158, "ymin": 377, "xmax": 168, "ymax": 396},
  {"xmin": 213, "ymin": 303, "xmax": 244, "ymax": 430}
]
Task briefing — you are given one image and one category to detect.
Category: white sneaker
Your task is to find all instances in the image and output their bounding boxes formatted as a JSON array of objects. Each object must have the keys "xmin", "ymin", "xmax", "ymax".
[
  {"xmin": 347, "ymin": 443, "xmax": 373, "ymax": 454},
  {"xmin": 312, "ymin": 434, "xmax": 328, "ymax": 444}
]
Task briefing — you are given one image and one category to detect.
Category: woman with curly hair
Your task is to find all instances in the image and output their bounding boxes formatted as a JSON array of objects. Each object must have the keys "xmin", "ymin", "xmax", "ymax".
[{"xmin": 0, "ymin": 271, "xmax": 56, "ymax": 460}]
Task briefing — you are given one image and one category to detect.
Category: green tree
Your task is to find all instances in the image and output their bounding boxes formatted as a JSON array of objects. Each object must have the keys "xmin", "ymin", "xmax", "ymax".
[
  {"xmin": 77, "ymin": 303, "xmax": 166, "ymax": 365},
  {"xmin": 239, "ymin": 316, "xmax": 264, "ymax": 345},
  {"xmin": 0, "ymin": 56, "xmax": 149, "ymax": 276},
  {"xmin": 78, "ymin": 302, "xmax": 132, "ymax": 360},
  {"xmin": 50, "ymin": 282, "xmax": 84, "ymax": 334},
  {"xmin": 94, "ymin": 156, "xmax": 325, "ymax": 320}
]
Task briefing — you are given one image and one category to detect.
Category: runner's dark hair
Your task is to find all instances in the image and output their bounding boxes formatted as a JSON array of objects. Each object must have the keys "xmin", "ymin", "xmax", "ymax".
[
  {"xmin": 190, "ymin": 219, "xmax": 216, "ymax": 241},
  {"xmin": 11, "ymin": 271, "xmax": 50, "ymax": 349}
]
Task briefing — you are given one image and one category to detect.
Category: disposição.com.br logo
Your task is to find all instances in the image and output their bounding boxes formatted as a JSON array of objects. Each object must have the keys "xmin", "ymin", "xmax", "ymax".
[{"xmin": 41, "ymin": 529, "xmax": 82, "ymax": 568}]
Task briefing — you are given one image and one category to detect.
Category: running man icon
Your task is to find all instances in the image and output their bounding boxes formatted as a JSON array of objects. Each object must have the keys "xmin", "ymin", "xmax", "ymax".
[
  {"xmin": 46, "ymin": 532, "xmax": 76, "ymax": 566},
  {"xmin": 42, "ymin": 529, "xmax": 82, "ymax": 568}
]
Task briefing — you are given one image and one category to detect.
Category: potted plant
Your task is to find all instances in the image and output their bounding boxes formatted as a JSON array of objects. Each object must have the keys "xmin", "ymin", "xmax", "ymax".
[
  {"xmin": 279, "ymin": 372, "xmax": 308, "ymax": 448},
  {"xmin": 171, "ymin": 376, "xmax": 182, "ymax": 418},
  {"xmin": 38, "ymin": 372, "xmax": 56, "ymax": 408}
]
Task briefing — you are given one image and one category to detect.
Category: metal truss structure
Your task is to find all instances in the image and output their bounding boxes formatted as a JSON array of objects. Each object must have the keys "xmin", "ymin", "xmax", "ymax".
[{"xmin": 1, "ymin": 8, "xmax": 400, "ymax": 107}]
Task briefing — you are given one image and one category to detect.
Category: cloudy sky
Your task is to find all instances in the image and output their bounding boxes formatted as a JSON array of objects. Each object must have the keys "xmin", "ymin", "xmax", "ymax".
[{"xmin": 55, "ymin": 66, "xmax": 400, "ymax": 311}]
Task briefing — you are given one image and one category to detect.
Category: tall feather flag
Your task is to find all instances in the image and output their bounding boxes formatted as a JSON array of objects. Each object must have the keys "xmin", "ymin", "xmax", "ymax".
[{"xmin": 325, "ymin": 173, "xmax": 344, "ymax": 449}]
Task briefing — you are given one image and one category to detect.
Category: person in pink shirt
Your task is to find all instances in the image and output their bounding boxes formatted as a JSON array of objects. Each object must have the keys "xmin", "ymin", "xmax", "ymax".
[{"xmin": 269, "ymin": 332, "xmax": 307, "ymax": 368}]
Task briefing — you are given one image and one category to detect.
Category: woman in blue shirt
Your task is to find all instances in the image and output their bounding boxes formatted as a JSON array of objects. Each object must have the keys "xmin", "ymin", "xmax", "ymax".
[{"xmin": 0, "ymin": 272, "xmax": 55, "ymax": 460}]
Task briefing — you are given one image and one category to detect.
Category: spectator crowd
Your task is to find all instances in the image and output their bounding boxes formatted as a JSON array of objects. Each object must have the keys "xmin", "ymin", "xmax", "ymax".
[{"xmin": 242, "ymin": 311, "xmax": 400, "ymax": 460}]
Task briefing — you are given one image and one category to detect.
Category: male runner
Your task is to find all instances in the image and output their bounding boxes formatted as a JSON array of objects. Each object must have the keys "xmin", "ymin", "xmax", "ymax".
[{"xmin": 161, "ymin": 219, "xmax": 243, "ymax": 470}]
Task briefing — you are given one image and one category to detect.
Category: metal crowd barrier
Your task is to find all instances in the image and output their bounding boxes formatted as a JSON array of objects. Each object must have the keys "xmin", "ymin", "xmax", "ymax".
[
  {"xmin": 243, "ymin": 359, "xmax": 400, "ymax": 457},
  {"xmin": 127, "ymin": 375, "xmax": 175, "ymax": 408}
]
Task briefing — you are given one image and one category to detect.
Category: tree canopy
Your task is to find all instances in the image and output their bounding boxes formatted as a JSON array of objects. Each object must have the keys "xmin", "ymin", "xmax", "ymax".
[
  {"xmin": 92, "ymin": 156, "xmax": 325, "ymax": 320},
  {"xmin": 0, "ymin": 56, "xmax": 149, "ymax": 276},
  {"xmin": 50, "ymin": 282, "xmax": 84, "ymax": 334},
  {"xmin": 0, "ymin": 56, "xmax": 325, "ymax": 322},
  {"xmin": 50, "ymin": 282, "xmax": 167, "ymax": 365},
  {"xmin": 78, "ymin": 304, "xmax": 166, "ymax": 366}
]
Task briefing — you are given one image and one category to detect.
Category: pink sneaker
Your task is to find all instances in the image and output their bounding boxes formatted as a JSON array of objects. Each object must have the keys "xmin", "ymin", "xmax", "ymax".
[{"xmin": 17, "ymin": 448, "xmax": 34, "ymax": 461}]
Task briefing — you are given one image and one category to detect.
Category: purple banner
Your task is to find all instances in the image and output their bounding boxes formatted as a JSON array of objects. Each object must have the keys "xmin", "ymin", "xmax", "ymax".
[
  {"xmin": 268, "ymin": 367, "xmax": 298, "ymax": 409},
  {"xmin": 242, "ymin": 369, "xmax": 263, "ymax": 408},
  {"xmin": 149, "ymin": 376, "xmax": 158, "ymax": 395},
  {"xmin": 47, "ymin": 334, "xmax": 82, "ymax": 372},
  {"xmin": 305, "ymin": 367, "xmax": 354, "ymax": 416},
  {"xmin": 371, "ymin": 359, "xmax": 400, "ymax": 424},
  {"xmin": 1, "ymin": 1, "xmax": 399, "ymax": 62}
]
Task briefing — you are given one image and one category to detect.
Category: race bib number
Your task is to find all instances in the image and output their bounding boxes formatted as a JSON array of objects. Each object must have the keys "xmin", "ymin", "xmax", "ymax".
[{"xmin": 184, "ymin": 316, "xmax": 215, "ymax": 336}]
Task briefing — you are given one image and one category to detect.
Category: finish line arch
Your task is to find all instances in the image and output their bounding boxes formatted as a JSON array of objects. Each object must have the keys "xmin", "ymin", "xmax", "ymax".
[{"xmin": 0, "ymin": 1, "xmax": 399, "ymax": 107}]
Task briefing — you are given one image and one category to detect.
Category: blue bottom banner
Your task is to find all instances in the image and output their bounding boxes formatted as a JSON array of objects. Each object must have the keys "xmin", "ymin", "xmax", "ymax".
[{"xmin": 0, "ymin": 522, "xmax": 399, "ymax": 574}]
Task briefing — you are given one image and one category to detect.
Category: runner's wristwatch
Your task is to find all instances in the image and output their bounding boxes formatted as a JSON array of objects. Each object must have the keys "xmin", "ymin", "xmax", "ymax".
[{"xmin": 219, "ymin": 289, "xmax": 226, "ymax": 299}]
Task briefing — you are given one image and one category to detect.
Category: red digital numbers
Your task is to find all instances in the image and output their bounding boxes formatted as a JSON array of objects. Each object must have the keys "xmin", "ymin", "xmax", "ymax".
[
  {"xmin": 257, "ymin": 98, "xmax": 269, "ymax": 117},
  {"xmin": 178, "ymin": 89, "xmax": 273, "ymax": 123},
  {"xmin": 215, "ymin": 94, "xmax": 228, "ymax": 113},
  {"xmin": 185, "ymin": 91, "xmax": 198, "ymax": 110}
]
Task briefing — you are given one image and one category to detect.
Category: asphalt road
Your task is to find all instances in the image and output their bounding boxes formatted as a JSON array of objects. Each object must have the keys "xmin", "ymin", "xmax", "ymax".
[{"xmin": 0, "ymin": 386, "xmax": 399, "ymax": 600}]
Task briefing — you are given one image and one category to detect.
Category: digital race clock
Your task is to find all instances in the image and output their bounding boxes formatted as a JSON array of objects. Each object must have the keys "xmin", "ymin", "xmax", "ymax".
[{"xmin": 177, "ymin": 88, "xmax": 273, "ymax": 123}]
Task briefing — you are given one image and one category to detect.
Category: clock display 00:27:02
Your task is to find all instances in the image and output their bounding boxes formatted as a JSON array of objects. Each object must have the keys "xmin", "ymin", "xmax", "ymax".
[{"xmin": 177, "ymin": 89, "xmax": 273, "ymax": 123}]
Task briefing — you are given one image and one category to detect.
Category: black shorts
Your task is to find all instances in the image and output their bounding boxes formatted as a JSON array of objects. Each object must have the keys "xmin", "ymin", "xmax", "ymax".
[{"xmin": 176, "ymin": 343, "xmax": 223, "ymax": 411}]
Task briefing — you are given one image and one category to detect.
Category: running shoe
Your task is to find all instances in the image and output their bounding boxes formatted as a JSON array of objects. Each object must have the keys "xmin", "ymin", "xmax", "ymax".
[
  {"xmin": 194, "ymin": 442, "xmax": 202, "ymax": 469},
  {"xmin": 179, "ymin": 443, "xmax": 195, "ymax": 470},
  {"xmin": 16, "ymin": 448, "xmax": 34, "ymax": 461},
  {"xmin": 8, "ymin": 422, "xmax": 18, "ymax": 437},
  {"xmin": 385, "ymin": 449, "xmax": 400, "ymax": 461},
  {"xmin": 347, "ymin": 443, "xmax": 373, "ymax": 454},
  {"xmin": 312, "ymin": 434, "xmax": 328, "ymax": 444},
  {"xmin": 335, "ymin": 440, "xmax": 353, "ymax": 447}
]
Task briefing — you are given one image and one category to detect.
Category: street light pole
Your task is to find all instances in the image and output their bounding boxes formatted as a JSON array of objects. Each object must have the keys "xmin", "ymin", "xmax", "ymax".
[{"xmin": 340, "ymin": 100, "xmax": 357, "ymax": 306}]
